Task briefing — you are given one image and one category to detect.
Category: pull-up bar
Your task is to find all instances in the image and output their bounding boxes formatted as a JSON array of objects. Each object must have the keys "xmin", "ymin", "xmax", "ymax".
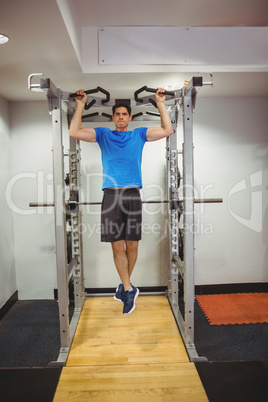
[
  {"xmin": 134, "ymin": 86, "xmax": 175, "ymax": 103},
  {"xmin": 69, "ymin": 85, "xmax": 178, "ymax": 111},
  {"xmin": 29, "ymin": 198, "xmax": 223, "ymax": 208},
  {"xmin": 69, "ymin": 87, "xmax": 110, "ymax": 104}
]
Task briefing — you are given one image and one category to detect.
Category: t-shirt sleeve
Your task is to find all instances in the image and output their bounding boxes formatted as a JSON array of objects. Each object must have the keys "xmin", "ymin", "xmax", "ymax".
[
  {"xmin": 95, "ymin": 127, "xmax": 102, "ymax": 143},
  {"xmin": 138, "ymin": 127, "xmax": 148, "ymax": 143}
]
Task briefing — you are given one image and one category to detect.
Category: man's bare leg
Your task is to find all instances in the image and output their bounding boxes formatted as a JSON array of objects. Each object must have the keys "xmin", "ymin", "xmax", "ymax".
[
  {"xmin": 111, "ymin": 240, "xmax": 132, "ymax": 291},
  {"xmin": 126, "ymin": 240, "xmax": 138, "ymax": 277},
  {"xmin": 112, "ymin": 239, "xmax": 140, "ymax": 314}
]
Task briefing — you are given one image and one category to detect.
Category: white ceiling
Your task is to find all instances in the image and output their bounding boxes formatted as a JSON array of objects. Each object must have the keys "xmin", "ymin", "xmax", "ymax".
[{"xmin": 0, "ymin": 0, "xmax": 268, "ymax": 102}]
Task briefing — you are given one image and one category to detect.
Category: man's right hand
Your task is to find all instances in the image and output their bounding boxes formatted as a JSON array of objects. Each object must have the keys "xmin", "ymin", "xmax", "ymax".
[
  {"xmin": 75, "ymin": 89, "xmax": 88, "ymax": 105},
  {"xmin": 69, "ymin": 90, "xmax": 97, "ymax": 142}
]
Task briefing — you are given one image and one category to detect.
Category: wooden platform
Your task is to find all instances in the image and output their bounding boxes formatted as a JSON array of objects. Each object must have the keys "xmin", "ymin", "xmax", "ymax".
[{"xmin": 53, "ymin": 296, "xmax": 208, "ymax": 401}]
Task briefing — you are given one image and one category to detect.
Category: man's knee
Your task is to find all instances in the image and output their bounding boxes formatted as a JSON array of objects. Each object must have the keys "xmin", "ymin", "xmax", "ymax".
[
  {"xmin": 126, "ymin": 240, "xmax": 139, "ymax": 253},
  {"xmin": 111, "ymin": 240, "xmax": 125, "ymax": 257}
]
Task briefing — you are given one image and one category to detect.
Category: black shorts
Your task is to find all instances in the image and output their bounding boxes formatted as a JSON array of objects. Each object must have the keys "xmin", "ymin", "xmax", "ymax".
[{"xmin": 101, "ymin": 187, "xmax": 142, "ymax": 242}]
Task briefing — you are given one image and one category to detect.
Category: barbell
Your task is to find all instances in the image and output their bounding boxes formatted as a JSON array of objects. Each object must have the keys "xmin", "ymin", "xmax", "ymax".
[{"xmin": 29, "ymin": 198, "xmax": 223, "ymax": 208}]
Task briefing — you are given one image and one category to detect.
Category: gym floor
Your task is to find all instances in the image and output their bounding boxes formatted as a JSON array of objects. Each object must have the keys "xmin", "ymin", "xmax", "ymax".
[{"xmin": 0, "ymin": 298, "xmax": 267, "ymax": 401}]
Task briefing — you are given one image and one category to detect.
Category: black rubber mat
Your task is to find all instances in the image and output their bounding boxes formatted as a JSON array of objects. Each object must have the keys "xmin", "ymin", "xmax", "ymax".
[
  {"xmin": 0, "ymin": 367, "xmax": 62, "ymax": 402},
  {"xmin": 195, "ymin": 361, "xmax": 268, "ymax": 402}
]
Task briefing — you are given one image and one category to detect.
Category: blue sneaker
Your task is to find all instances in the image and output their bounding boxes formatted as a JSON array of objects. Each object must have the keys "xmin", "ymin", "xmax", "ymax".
[
  {"xmin": 123, "ymin": 286, "xmax": 139, "ymax": 315},
  {"xmin": 114, "ymin": 283, "xmax": 124, "ymax": 303}
]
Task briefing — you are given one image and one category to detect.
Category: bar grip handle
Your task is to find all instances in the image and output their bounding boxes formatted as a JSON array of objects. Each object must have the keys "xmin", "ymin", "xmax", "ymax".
[
  {"xmin": 134, "ymin": 86, "xmax": 148, "ymax": 103},
  {"xmin": 146, "ymin": 87, "xmax": 175, "ymax": 96},
  {"xmin": 97, "ymin": 86, "xmax": 110, "ymax": 104},
  {"xmin": 70, "ymin": 86, "xmax": 110, "ymax": 104},
  {"xmin": 134, "ymin": 85, "xmax": 175, "ymax": 103},
  {"xmin": 84, "ymin": 99, "xmax": 96, "ymax": 110},
  {"xmin": 69, "ymin": 88, "xmax": 98, "ymax": 97}
]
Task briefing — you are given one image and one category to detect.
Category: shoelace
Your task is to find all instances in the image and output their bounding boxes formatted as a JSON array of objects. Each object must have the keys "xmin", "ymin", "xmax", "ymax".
[{"xmin": 123, "ymin": 289, "xmax": 134, "ymax": 302}]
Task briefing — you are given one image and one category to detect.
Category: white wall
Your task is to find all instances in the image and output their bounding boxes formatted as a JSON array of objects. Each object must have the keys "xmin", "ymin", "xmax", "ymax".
[
  {"xmin": 0, "ymin": 96, "xmax": 17, "ymax": 308},
  {"xmin": 194, "ymin": 98, "xmax": 268, "ymax": 285},
  {"xmin": 7, "ymin": 97, "xmax": 268, "ymax": 300},
  {"xmin": 9, "ymin": 101, "xmax": 57, "ymax": 299}
]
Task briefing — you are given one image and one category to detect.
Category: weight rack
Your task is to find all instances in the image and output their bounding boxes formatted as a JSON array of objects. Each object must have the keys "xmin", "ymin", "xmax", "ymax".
[{"xmin": 28, "ymin": 73, "xmax": 217, "ymax": 363}]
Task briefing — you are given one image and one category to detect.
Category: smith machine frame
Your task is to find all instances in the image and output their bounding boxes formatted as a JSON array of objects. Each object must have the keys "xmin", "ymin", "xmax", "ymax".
[{"xmin": 28, "ymin": 73, "xmax": 220, "ymax": 363}]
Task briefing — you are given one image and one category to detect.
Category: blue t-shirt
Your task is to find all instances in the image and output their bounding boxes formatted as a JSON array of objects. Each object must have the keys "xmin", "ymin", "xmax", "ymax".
[{"xmin": 95, "ymin": 127, "xmax": 148, "ymax": 189}]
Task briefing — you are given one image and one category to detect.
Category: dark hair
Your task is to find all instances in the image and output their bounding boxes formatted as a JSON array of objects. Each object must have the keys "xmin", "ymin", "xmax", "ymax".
[{"xmin": 112, "ymin": 103, "xmax": 132, "ymax": 116}]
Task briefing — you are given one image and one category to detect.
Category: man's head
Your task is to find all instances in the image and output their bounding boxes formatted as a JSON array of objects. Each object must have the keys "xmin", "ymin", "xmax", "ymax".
[
  {"xmin": 112, "ymin": 103, "xmax": 132, "ymax": 116},
  {"xmin": 112, "ymin": 104, "xmax": 132, "ymax": 132}
]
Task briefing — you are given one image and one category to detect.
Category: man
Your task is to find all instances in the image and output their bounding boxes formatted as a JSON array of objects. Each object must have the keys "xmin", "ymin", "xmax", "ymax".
[{"xmin": 69, "ymin": 88, "xmax": 173, "ymax": 314}]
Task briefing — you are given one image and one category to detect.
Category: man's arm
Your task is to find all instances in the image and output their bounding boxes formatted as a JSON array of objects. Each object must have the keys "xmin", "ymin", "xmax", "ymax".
[
  {"xmin": 146, "ymin": 88, "xmax": 174, "ymax": 142},
  {"xmin": 69, "ymin": 90, "xmax": 96, "ymax": 142}
]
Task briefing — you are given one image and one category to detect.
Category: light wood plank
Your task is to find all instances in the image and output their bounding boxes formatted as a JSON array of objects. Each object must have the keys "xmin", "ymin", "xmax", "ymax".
[
  {"xmin": 53, "ymin": 363, "xmax": 208, "ymax": 401},
  {"xmin": 53, "ymin": 296, "xmax": 208, "ymax": 401},
  {"xmin": 67, "ymin": 296, "xmax": 189, "ymax": 366}
]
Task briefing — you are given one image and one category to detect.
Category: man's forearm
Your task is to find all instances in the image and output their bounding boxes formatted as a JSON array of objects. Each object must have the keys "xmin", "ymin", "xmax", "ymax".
[
  {"xmin": 69, "ymin": 103, "xmax": 84, "ymax": 137},
  {"xmin": 157, "ymin": 102, "xmax": 173, "ymax": 134}
]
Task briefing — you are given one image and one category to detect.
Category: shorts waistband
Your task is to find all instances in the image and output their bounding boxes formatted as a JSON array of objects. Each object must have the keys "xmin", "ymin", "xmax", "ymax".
[{"xmin": 103, "ymin": 187, "xmax": 140, "ymax": 195}]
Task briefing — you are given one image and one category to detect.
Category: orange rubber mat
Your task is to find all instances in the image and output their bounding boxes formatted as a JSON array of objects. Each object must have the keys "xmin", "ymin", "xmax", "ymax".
[{"xmin": 196, "ymin": 293, "xmax": 268, "ymax": 326}]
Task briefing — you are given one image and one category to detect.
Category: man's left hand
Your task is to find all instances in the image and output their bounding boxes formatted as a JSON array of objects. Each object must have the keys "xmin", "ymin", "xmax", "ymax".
[{"xmin": 155, "ymin": 87, "xmax": 166, "ymax": 103}]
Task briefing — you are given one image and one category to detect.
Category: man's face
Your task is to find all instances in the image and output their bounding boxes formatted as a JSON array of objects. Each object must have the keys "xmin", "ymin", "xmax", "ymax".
[{"xmin": 112, "ymin": 107, "xmax": 132, "ymax": 131}]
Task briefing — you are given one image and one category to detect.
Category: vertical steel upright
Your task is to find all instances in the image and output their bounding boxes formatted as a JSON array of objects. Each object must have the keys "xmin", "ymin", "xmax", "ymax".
[
  {"xmin": 181, "ymin": 77, "xmax": 207, "ymax": 360},
  {"xmin": 51, "ymin": 90, "xmax": 70, "ymax": 359},
  {"xmin": 42, "ymin": 78, "xmax": 85, "ymax": 364},
  {"xmin": 182, "ymin": 85, "xmax": 196, "ymax": 355},
  {"xmin": 166, "ymin": 105, "xmax": 180, "ymax": 310},
  {"xmin": 69, "ymin": 137, "xmax": 85, "ymax": 326},
  {"xmin": 166, "ymin": 78, "xmax": 207, "ymax": 361}
]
